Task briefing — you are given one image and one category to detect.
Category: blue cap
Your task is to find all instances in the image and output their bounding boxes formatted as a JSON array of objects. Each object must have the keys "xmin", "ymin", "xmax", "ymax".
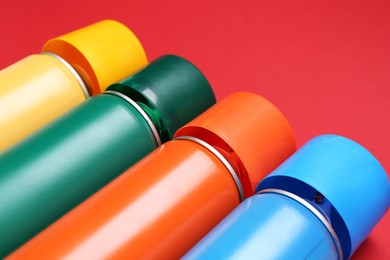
[{"xmin": 257, "ymin": 134, "xmax": 390, "ymax": 258}]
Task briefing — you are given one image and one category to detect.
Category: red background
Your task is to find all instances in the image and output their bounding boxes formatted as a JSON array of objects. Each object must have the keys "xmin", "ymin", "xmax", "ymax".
[{"xmin": 1, "ymin": 0, "xmax": 389, "ymax": 258}]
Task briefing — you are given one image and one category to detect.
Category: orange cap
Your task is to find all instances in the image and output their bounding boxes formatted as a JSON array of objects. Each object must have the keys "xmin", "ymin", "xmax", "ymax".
[
  {"xmin": 42, "ymin": 20, "xmax": 148, "ymax": 95},
  {"xmin": 175, "ymin": 92, "xmax": 296, "ymax": 197}
]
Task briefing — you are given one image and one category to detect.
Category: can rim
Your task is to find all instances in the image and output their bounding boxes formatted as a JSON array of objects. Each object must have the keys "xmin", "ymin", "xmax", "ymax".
[
  {"xmin": 258, "ymin": 188, "xmax": 344, "ymax": 260},
  {"xmin": 42, "ymin": 52, "xmax": 90, "ymax": 99},
  {"xmin": 104, "ymin": 90, "xmax": 162, "ymax": 147},
  {"xmin": 175, "ymin": 135, "xmax": 245, "ymax": 201}
]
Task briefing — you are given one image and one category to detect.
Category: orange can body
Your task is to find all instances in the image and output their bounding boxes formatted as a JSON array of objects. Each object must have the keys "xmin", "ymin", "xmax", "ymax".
[
  {"xmin": 176, "ymin": 92, "xmax": 296, "ymax": 196},
  {"xmin": 8, "ymin": 139, "xmax": 240, "ymax": 259},
  {"xmin": 8, "ymin": 92, "xmax": 295, "ymax": 259}
]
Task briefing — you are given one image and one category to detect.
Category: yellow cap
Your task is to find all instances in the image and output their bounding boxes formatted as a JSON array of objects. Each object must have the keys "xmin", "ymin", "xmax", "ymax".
[{"xmin": 42, "ymin": 20, "xmax": 148, "ymax": 95}]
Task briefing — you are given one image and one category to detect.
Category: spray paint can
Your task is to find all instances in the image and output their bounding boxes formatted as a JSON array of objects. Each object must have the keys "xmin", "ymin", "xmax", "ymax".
[
  {"xmin": 184, "ymin": 135, "xmax": 390, "ymax": 259},
  {"xmin": 0, "ymin": 20, "xmax": 147, "ymax": 151},
  {"xmin": 0, "ymin": 55, "xmax": 215, "ymax": 257},
  {"xmin": 8, "ymin": 92, "xmax": 296, "ymax": 259}
]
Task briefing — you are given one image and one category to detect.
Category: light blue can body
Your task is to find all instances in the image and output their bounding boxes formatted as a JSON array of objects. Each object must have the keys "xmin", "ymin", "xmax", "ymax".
[
  {"xmin": 184, "ymin": 135, "xmax": 390, "ymax": 259},
  {"xmin": 184, "ymin": 193, "xmax": 338, "ymax": 260}
]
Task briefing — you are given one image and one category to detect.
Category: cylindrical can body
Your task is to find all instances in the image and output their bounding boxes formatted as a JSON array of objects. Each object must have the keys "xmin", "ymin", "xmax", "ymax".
[
  {"xmin": 184, "ymin": 193, "xmax": 339, "ymax": 260},
  {"xmin": 0, "ymin": 20, "xmax": 148, "ymax": 151},
  {"xmin": 8, "ymin": 139, "xmax": 241, "ymax": 259},
  {"xmin": 43, "ymin": 20, "xmax": 148, "ymax": 94},
  {"xmin": 175, "ymin": 92, "xmax": 296, "ymax": 196},
  {"xmin": 0, "ymin": 54, "xmax": 86, "ymax": 151},
  {"xmin": 257, "ymin": 135, "xmax": 390, "ymax": 257},
  {"xmin": 108, "ymin": 55, "xmax": 216, "ymax": 141},
  {"xmin": 0, "ymin": 94, "xmax": 157, "ymax": 257}
]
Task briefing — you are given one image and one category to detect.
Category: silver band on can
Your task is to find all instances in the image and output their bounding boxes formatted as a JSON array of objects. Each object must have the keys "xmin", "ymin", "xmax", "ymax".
[
  {"xmin": 42, "ymin": 52, "xmax": 90, "ymax": 98},
  {"xmin": 257, "ymin": 188, "xmax": 343, "ymax": 260},
  {"xmin": 175, "ymin": 135, "xmax": 245, "ymax": 201},
  {"xmin": 104, "ymin": 90, "xmax": 162, "ymax": 147}
]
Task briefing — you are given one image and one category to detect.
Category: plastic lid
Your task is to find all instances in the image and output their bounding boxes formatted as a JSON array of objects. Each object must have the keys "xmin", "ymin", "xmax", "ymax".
[
  {"xmin": 175, "ymin": 92, "xmax": 296, "ymax": 197},
  {"xmin": 257, "ymin": 134, "xmax": 390, "ymax": 258},
  {"xmin": 42, "ymin": 20, "xmax": 148, "ymax": 95},
  {"xmin": 107, "ymin": 55, "xmax": 216, "ymax": 143}
]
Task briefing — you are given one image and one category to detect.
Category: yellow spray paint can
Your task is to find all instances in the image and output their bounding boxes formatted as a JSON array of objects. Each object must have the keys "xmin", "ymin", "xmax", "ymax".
[{"xmin": 0, "ymin": 20, "xmax": 147, "ymax": 151}]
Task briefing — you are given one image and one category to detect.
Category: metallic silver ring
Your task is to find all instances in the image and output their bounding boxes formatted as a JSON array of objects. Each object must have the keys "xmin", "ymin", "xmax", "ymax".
[
  {"xmin": 258, "ymin": 188, "xmax": 343, "ymax": 260},
  {"xmin": 42, "ymin": 52, "xmax": 90, "ymax": 98},
  {"xmin": 104, "ymin": 90, "xmax": 162, "ymax": 147},
  {"xmin": 175, "ymin": 136, "xmax": 245, "ymax": 201}
]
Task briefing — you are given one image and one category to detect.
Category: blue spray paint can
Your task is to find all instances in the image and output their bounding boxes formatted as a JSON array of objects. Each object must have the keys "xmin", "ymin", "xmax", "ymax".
[{"xmin": 184, "ymin": 135, "xmax": 390, "ymax": 259}]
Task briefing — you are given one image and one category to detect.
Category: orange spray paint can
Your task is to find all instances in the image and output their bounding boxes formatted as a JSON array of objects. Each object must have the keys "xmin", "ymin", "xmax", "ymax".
[{"xmin": 8, "ymin": 92, "xmax": 296, "ymax": 259}]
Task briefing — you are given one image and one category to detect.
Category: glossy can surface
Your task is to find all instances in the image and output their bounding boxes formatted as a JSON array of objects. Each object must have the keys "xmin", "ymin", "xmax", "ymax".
[
  {"xmin": 0, "ymin": 20, "xmax": 148, "ymax": 151},
  {"xmin": 185, "ymin": 135, "xmax": 389, "ymax": 259},
  {"xmin": 0, "ymin": 54, "xmax": 85, "ymax": 151},
  {"xmin": 176, "ymin": 92, "xmax": 296, "ymax": 196},
  {"xmin": 0, "ymin": 94, "xmax": 157, "ymax": 257},
  {"xmin": 184, "ymin": 193, "xmax": 339, "ymax": 260},
  {"xmin": 257, "ymin": 135, "xmax": 390, "ymax": 258},
  {"xmin": 108, "ymin": 55, "xmax": 216, "ymax": 142},
  {"xmin": 8, "ymin": 139, "xmax": 240, "ymax": 259},
  {"xmin": 9, "ymin": 92, "xmax": 296, "ymax": 259},
  {"xmin": 43, "ymin": 20, "xmax": 148, "ymax": 94}
]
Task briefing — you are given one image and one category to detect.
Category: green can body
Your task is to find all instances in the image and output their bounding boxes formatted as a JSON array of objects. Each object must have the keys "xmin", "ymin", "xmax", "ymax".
[{"xmin": 0, "ymin": 94, "xmax": 157, "ymax": 257}]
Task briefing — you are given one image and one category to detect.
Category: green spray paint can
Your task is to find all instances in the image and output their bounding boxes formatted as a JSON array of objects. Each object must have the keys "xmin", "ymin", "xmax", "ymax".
[{"xmin": 0, "ymin": 55, "xmax": 216, "ymax": 257}]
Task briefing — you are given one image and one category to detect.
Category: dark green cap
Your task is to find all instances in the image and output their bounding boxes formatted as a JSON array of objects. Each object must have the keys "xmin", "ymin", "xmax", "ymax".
[{"xmin": 106, "ymin": 55, "xmax": 216, "ymax": 143}]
